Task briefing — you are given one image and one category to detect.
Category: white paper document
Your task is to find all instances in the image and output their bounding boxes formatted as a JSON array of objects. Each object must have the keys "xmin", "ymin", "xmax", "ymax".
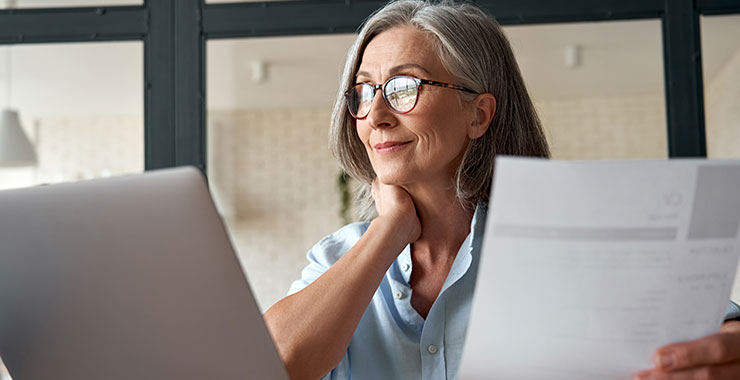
[{"xmin": 459, "ymin": 157, "xmax": 740, "ymax": 380}]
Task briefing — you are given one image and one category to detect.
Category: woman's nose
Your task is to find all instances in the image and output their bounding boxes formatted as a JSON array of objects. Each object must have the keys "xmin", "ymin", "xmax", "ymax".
[{"xmin": 365, "ymin": 91, "xmax": 396, "ymax": 130}]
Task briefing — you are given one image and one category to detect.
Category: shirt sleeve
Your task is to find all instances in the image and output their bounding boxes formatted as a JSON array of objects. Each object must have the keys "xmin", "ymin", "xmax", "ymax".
[
  {"xmin": 287, "ymin": 222, "xmax": 369, "ymax": 296},
  {"xmin": 725, "ymin": 300, "xmax": 740, "ymax": 321},
  {"xmin": 285, "ymin": 224, "xmax": 364, "ymax": 380},
  {"xmin": 287, "ymin": 242, "xmax": 332, "ymax": 295},
  {"xmin": 319, "ymin": 352, "xmax": 350, "ymax": 380}
]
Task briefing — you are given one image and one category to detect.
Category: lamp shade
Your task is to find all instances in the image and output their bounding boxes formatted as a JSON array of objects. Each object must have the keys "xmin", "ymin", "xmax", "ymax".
[{"xmin": 0, "ymin": 108, "xmax": 38, "ymax": 167}]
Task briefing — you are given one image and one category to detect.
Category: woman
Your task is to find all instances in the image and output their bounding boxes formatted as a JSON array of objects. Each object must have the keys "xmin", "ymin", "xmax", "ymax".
[{"xmin": 264, "ymin": 1, "xmax": 740, "ymax": 379}]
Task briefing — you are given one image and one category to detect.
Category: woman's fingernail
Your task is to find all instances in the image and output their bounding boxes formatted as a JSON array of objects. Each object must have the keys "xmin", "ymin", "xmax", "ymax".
[{"xmin": 656, "ymin": 352, "xmax": 674, "ymax": 369}]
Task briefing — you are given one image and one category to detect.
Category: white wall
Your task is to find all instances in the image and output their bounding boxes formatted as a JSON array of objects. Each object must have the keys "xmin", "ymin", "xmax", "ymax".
[
  {"xmin": 706, "ymin": 45, "xmax": 740, "ymax": 159},
  {"xmin": 539, "ymin": 95, "xmax": 667, "ymax": 160}
]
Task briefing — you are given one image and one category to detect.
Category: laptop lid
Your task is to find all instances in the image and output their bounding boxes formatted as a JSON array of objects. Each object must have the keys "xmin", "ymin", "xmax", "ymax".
[{"xmin": 0, "ymin": 167, "xmax": 289, "ymax": 380}]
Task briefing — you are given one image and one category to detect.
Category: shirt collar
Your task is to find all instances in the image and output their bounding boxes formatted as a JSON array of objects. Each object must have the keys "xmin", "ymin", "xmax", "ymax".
[
  {"xmin": 395, "ymin": 202, "xmax": 487, "ymax": 291},
  {"xmin": 439, "ymin": 202, "xmax": 486, "ymax": 294}
]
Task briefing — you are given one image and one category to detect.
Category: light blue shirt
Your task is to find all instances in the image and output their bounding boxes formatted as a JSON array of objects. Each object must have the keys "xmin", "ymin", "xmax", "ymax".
[
  {"xmin": 288, "ymin": 205, "xmax": 740, "ymax": 380},
  {"xmin": 288, "ymin": 206, "xmax": 486, "ymax": 380}
]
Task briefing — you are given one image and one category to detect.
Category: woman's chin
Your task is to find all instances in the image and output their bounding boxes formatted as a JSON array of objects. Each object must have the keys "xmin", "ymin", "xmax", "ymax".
[{"xmin": 375, "ymin": 172, "xmax": 411, "ymax": 186}]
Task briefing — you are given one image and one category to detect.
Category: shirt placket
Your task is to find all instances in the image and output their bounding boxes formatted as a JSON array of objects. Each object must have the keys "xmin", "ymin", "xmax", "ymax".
[
  {"xmin": 390, "ymin": 245, "xmax": 424, "ymax": 334},
  {"xmin": 419, "ymin": 232, "xmax": 474, "ymax": 380}
]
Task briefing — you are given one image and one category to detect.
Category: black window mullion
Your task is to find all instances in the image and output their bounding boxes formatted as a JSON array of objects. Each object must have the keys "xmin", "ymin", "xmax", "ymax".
[
  {"xmin": 0, "ymin": 6, "xmax": 146, "ymax": 44},
  {"xmin": 174, "ymin": 0, "xmax": 206, "ymax": 172},
  {"xmin": 202, "ymin": 0, "xmax": 666, "ymax": 38},
  {"xmin": 145, "ymin": 0, "xmax": 205, "ymax": 172},
  {"xmin": 476, "ymin": 0, "xmax": 664, "ymax": 25},
  {"xmin": 145, "ymin": 0, "xmax": 176, "ymax": 170},
  {"xmin": 203, "ymin": 0, "xmax": 385, "ymax": 39},
  {"xmin": 662, "ymin": 0, "xmax": 707, "ymax": 158},
  {"xmin": 698, "ymin": 0, "xmax": 740, "ymax": 15}
]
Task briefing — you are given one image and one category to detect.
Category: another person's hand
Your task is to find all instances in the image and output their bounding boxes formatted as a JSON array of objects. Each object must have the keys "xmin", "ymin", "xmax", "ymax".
[
  {"xmin": 371, "ymin": 179, "xmax": 421, "ymax": 244},
  {"xmin": 634, "ymin": 320, "xmax": 740, "ymax": 379}
]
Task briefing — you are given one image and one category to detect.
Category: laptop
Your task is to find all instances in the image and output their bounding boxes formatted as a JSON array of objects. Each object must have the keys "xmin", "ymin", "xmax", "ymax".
[{"xmin": 0, "ymin": 167, "xmax": 289, "ymax": 380}]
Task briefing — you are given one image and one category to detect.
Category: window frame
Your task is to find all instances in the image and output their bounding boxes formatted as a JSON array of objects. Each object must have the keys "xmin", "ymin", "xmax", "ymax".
[{"xmin": 1, "ymin": 0, "xmax": 739, "ymax": 172}]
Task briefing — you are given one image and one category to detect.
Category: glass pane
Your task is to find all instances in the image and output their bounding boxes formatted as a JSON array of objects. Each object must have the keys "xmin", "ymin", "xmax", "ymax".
[
  {"xmin": 702, "ymin": 14, "xmax": 740, "ymax": 159},
  {"xmin": 504, "ymin": 19, "xmax": 667, "ymax": 159},
  {"xmin": 0, "ymin": 40, "xmax": 142, "ymax": 379},
  {"xmin": 207, "ymin": 34, "xmax": 355, "ymax": 311},
  {"xmin": 701, "ymin": 14, "xmax": 740, "ymax": 303},
  {"xmin": 0, "ymin": 42, "xmax": 143, "ymax": 189},
  {"xmin": 1, "ymin": 0, "xmax": 141, "ymax": 8}
]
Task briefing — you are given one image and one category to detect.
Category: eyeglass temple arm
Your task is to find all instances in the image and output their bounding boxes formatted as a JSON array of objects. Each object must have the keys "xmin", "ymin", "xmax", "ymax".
[{"xmin": 418, "ymin": 79, "xmax": 478, "ymax": 94}]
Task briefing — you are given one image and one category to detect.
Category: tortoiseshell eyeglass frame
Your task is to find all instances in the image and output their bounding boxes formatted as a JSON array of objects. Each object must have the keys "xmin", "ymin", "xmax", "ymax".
[{"xmin": 344, "ymin": 75, "xmax": 479, "ymax": 119}]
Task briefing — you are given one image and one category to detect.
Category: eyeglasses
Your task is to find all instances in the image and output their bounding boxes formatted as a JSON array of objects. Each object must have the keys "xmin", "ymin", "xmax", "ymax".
[{"xmin": 344, "ymin": 75, "xmax": 479, "ymax": 119}]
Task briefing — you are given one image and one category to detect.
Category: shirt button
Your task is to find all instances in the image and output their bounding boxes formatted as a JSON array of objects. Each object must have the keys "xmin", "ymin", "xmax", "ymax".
[
  {"xmin": 394, "ymin": 290, "xmax": 404, "ymax": 299},
  {"xmin": 402, "ymin": 263, "xmax": 410, "ymax": 271},
  {"xmin": 427, "ymin": 344, "xmax": 438, "ymax": 354}
]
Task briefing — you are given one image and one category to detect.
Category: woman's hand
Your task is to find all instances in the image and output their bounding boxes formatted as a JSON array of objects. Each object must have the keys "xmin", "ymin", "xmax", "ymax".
[
  {"xmin": 634, "ymin": 320, "xmax": 740, "ymax": 379},
  {"xmin": 371, "ymin": 179, "xmax": 421, "ymax": 244},
  {"xmin": 265, "ymin": 180, "xmax": 422, "ymax": 380}
]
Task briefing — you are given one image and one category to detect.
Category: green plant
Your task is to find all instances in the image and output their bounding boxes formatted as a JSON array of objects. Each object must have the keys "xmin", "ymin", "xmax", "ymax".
[{"xmin": 337, "ymin": 170, "xmax": 351, "ymax": 225}]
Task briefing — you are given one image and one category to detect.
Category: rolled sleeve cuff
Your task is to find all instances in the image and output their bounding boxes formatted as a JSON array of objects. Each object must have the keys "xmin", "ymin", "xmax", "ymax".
[{"xmin": 725, "ymin": 300, "xmax": 740, "ymax": 321}]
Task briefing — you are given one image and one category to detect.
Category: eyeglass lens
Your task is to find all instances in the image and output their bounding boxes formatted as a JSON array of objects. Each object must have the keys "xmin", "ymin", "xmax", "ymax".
[
  {"xmin": 385, "ymin": 77, "xmax": 418, "ymax": 113},
  {"xmin": 347, "ymin": 76, "xmax": 419, "ymax": 118}
]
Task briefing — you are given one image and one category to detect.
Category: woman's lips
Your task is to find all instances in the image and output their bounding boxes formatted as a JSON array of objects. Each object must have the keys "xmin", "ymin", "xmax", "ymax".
[{"xmin": 374, "ymin": 141, "xmax": 412, "ymax": 154}]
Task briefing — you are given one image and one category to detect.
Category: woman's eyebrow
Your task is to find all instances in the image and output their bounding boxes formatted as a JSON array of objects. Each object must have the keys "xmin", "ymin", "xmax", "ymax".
[
  {"xmin": 355, "ymin": 63, "xmax": 432, "ymax": 80},
  {"xmin": 355, "ymin": 70, "xmax": 372, "ymax": 80},
  {"xmin": 388, "ymin": 63, "xmax": 432, "ymax": 76}
]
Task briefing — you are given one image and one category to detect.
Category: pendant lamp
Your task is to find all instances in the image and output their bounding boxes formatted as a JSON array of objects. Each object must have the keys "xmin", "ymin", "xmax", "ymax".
[
  {"xmin": 0, "ymin": 108, "xmax": 37, "ymax": 166},
  {"xmin": 1, "ymin": 42, "xmax": 38, "ymax": 167}
]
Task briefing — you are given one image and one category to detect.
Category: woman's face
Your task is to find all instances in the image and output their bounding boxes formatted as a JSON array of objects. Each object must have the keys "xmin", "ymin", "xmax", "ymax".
[{"xmin": 355, "ymin": 25, "xmax": 476, "ymax": 189}]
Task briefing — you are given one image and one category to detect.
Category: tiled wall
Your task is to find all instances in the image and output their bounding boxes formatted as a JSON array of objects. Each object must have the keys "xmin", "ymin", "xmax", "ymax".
[
  {"xmin": 707, "ymin": 46, "xmax": 740, "ymax": 159},
  {"xmin": 705, "ymin": 46, "xmax": 740, "ymax": 298},
  {"xmin": 208, "ymin": 107, "xmax": 346, "ymax": 310},
  {"xmin": 538, "ymin": 95, "xmax": 668, "ymax": 160},
  {"xmin": 0, "ymin": 114, "xmax": 143, "ymax": 190},
  {"xmin": 35, "ymin": 114, "xmax": 144, "ymax": 183}
]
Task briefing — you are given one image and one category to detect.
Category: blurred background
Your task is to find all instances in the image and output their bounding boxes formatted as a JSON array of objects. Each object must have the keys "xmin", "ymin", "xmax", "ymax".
[{"xmin": 1, "ymin": 1, "xmax": 739, "ymax": 378}]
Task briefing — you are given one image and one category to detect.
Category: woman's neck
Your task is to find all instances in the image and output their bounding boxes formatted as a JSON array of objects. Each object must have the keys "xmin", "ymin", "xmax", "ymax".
[{"xmin": 404, "ymin": 181, "xmax": 473, "ymax": 262}]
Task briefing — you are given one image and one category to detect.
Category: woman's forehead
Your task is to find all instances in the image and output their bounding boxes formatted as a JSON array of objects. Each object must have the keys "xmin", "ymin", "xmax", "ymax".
[{"xmin": 357, "ymin": 26, "xmax": 446, "ymax": 79}]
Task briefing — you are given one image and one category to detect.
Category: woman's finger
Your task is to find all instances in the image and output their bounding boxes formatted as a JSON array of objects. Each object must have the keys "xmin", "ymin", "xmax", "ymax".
[
  {"xmin": 635, "ymin": 360, "xmax": 740, "ymax": 380},
  {"xmin": 720, "ymin": 320, "xmax": 740, "ymax": 334},
  {"xmin": 653, "ymin": 330, "xmax": 740, "ymax": 371}
]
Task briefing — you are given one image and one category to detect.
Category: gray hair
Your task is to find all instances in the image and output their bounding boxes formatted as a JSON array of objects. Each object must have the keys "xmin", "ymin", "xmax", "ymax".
[{"xmin": 329, "ymin": 0, "xmax": 550, "ymax": 219}]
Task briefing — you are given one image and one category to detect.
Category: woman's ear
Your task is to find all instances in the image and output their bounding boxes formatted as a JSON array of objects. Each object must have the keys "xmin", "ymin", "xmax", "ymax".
[{"xmin": 468, "ymin": 93, "xmax": 496, "ymax": 139}]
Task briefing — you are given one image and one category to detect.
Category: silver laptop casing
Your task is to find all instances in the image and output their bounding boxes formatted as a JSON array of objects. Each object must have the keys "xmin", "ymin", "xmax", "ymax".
[{"xmin": 0, "ymin": 167, "xmax": 289, "ymax": 380}]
